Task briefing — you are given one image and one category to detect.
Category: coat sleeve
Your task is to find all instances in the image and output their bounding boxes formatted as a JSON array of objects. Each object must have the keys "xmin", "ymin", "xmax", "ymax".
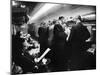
[
  {"xmin": 38, "ymin": 27, "xmax": 42, "ymax": 36},
  {"xmin": 79, "ymin": 25, "xmax": 90, "ymax": 41}
]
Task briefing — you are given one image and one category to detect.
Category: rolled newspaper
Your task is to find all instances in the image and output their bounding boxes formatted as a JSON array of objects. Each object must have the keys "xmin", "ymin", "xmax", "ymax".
[{"xmin": 34, "ymin": 48, "xmax": 51, "ymax": 62}]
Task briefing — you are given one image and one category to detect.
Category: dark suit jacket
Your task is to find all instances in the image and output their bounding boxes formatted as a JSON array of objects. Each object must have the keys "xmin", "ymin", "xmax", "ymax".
[
  {"xmin": 53, "ymin": 24, "xmax": 67, "ymax": 43},
  {"xmin": 68, "ymin": 22, "xmax": 91, "ymax": 67},
  {"xmin": 69, "ymin": 22, "xmax": 90, "ymax": 44}
]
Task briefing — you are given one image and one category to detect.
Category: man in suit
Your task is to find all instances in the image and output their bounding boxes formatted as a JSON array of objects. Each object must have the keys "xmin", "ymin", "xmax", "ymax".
[
  {"xmin": 51, "ymin": 16, "xmax": 68, "ymax": 71},
  {"xmin": 68, "ymin": 16, "xmax": 90, "ymax": 70}
]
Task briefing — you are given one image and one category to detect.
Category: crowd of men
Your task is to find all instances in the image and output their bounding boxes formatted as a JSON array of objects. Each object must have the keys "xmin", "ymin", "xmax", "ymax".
[
  {"xmin": 12, "ymin": 15, "xmax": 96, "ymax": 74},
  {"xmin": 37, "ymin": 16, "xmax": 93, "ymax": 71}
]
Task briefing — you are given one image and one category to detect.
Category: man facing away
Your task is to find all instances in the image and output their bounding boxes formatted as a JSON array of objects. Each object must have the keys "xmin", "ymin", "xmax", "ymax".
[
  {"xmin": 51, "ymin": 16, "xmax": 69, "ymax": 71},
  {"xmin": 68, "ymin": 15, "xmax": 90, "ymax": 70}
]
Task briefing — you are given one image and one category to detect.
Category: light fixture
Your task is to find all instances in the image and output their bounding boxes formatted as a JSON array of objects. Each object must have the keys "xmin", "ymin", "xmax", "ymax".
[
  {"xmin": 21, "ymin": 5, "xmax": 26, "ymax": 8},
  {"xmin": 12, "ymin": 1, "xmax": 17, "ymax": 6},
  {"xmin": 29, "ymin": 3, "xmax": 59, "ymax": 23}
]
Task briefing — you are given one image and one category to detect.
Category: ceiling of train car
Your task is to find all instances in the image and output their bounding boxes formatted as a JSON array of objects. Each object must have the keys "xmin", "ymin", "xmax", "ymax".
[
  {"xmin": 13, "ymin": 1, "xmax": 96, "ymax": 24},
  {"xmin": 28, "ymin": 2, "xmax": 95, "ymax": 24}
]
